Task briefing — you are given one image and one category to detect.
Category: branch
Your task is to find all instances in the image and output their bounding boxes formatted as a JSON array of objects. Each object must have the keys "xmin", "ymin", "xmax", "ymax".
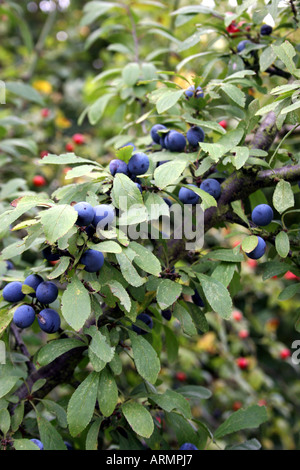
[
  {"xmin": 11, "ymin": 346, "xmax": 85, "ymax": 414},
  {"xmin": 10, "ymin": 324, "xmax": 36, "ymax": 375}
]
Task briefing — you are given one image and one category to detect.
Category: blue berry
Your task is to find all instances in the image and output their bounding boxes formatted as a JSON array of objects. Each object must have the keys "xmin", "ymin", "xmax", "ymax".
[
  {"xmin": 24, "ymin": 274, "xmax": 44, "ymax": 297},
  {"xmin": 132, "ymin": 313, "xmax": 153, "ymax": 335},
  {"xmin": 151, "ymin": 124, "xmax": 168, "ymax": 144},
  {"xmin": 38, "ymin": 308, "xmax": 61, "ymax": 334},
  {"xmin": 251, "ymin": 204, "xmax": 273, "ymax": 226},
  {"xmin": 80, "ymin": 249, "xmax": 104, "ymax": 273},
  {"xmin": 162, "ymin": 309, "xmax": 172, "ymax": 321},
  {"xmin": 5, "ymin": 260, "xmax": 14, "ymax": 270},
  {"xmin": 3, "ymin": 282, "xmax": 25, "ymax": 303},
  {"xmin": 128, "ymin": 153, "xmax": 150, "ymax": 176},
  {"xmin": 246, "ymin": 236, "xmax": 266, "ymax": 260},
  {"xmin": 192, "ymin": 290, "xmax": 204, "ymax": 307},
  {"xmin": 109, "ymin": 159, "xmax": 128, "ymax": 176},
  {"xmin": 93, "ymin": 204, "xmax": 115, "ymax": 229},
  {"xmin": 200, "ymin": 179, "xmax": 221, "ymax": 199},
  {"xmin": 237, "ymin": 40, "xmax": 252, "ymax": 53},
  {"xmin": 178, "ymin": 185, "xmax": 200, "ymax": 205},
  {"xmin": 185, "ymin": 86, "xmax": 204, "ymax": 99},
  {"xmin": 13, "ymin": 305, "xmax": 36, "ymax": 329},
  {"xmin": 36, "ymin": 281, "xmax": 58, "ymax": 304},
  {"xmin": 30, "ymin": 439, "xmax": 44, "ymax": 450},
  {"xmin": 165, "ymin": 131, "xmax": 186, "ymax": 152},
  {"xmin": 187, "ymin": 126, "xmax": 205, "ymax": 148},
  {"xmin": 260, "ymin": 24, "xmax": 272, "ymax": 35},
  {"xmin": 74, "ymin": 202, "xmax": 95, "ymax": 227},
  {"xmin": 180, "ymin": 443, "xmax": 198, "ymax": 450},
  {"xmin": 135, "ymin": 182, "xmax": 143, "ymax": 193},
  {"xmin": 42, "ymin": 246, "xmax": 60, "ymax": 262}
]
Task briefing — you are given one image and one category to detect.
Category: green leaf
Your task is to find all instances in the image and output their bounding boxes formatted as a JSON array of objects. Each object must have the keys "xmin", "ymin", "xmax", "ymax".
[
  {"xmin": 156, "ymin": 89, "xmax": 184, "ymax": 114},
  {"xmin": 176, "ymin": 385, "xmax": 212, "ymax": 400},
  {"xmin": 39, "ymin": 205, "xmax": 78, "ymax": 243},
  {"xmin": 13, "ymin": 439, "xmax": 41, "ymax": 450},
  {"xmin": 116, "ymin": 249, "xmax": 146, "ymax": 287},
  {"xmin": 42, "ymin": 400, "xmax": 68, "ymax": 428},
  {"xmin": 61, "ymin": 278, "xmax": 91, "ymax": 331},
  {"xmin": 88, "ymin": 241, "xmax": 122, "ymax": 254},
  {"xmin": 112, "ymin": 174, "xmax": 143, "ymax": 210},
  {"xmin": 0, "ymin": 375, "xmax": 19, "ymax": 399},
  {"xmin": 6, "ymin": 81, "xmax": 44, "ymax": 105},
  {"xmin": 37, "ymin": 338, "xmax": 85, "ymax": 366},
  {"xmin": 273, "ymin": 180, "xmax": 294, "ymax": 214},
  {"xmin": 130, "ymin": 242, "xmax": 162, "ymax": 276},
  {"xmin": 222, "ymin": 84, "xmax": 246, "ymax": 107},
  {"xmin": 106, "ymin": 280, "xmax": 131, "ymax": 312},
  {"xmin": 227, "ymin": 439, "xmax": 262, "ymax": 450},
  {"xmin": 149, "ymin": 390, "xmax": 191, "ymax": 419},
  {"xmin": 129, "ymin": 331, "xmax": 160, "ymax": 384},
  {"xmin": 173, "ymin": 303, "xmax": 197, "ymax": 336},
  {"xmin": 278, "ymin": 283, "xmax": 300, "ymax": 301},
  {"xmin": 88, "ymin": 93, "xmax": 114, "ymax": 125},
  {"xmin": 0, "ymin": 408, "xmax": 10, "ymax": 435},
  {"xmin": 67, "ymin": 372, "xmax": 99, "ymax": 437},
  {"xmin": 272, "ymin": 41, "xmax": 299, "ymax": 77},
  {"xmin": 88, "ymin": 328, "xmax": 115, "ymax": 363},
  {"xmin": 154, "ymin": 160, "xmax": 187, "ymax": 189},
  {"xmin": 47, "ymin": 256, "xmax": 70, "ymax": 280},
  {"xmin": 122, "ymin": 402, "xmax": 154, "ymax": 438},
  {"xmin": 214, "ymin": 405, "xmax": 268, "ymax": 440},
  {"xmin": 122, "ymin": 63, "xmax": 140, "ymax": 86},
  {"xmin": 0, "ymin": 306, "xmax": 14, "ymax": 338},
  {"xmin": 242, "ymin": 236, "xmax": 259, "ymax": 253},
  {"xmin": 260, "ymin": 46, "xmax": 277, "ymax": 72},
  {"xmin": 86, "ymin": 418, "xmax": 103, "ymax": 450},
  {"xmin": 157, "ymin": 279, "xmax": 182, "ymax": 310},
  {"xmin": 98, "ymin": 367, "xmax": 118, "ymax": 417},
  {"xmin": 197, "ymin": 273, "xmax": 233, "ymax": 320},
  {"xmin": 275, "ymin": 231, "xmax": 290, "ymax": 258},
  {"xmin": 37, "ymin": 415, "xmax": 67, "ymax": 450}
]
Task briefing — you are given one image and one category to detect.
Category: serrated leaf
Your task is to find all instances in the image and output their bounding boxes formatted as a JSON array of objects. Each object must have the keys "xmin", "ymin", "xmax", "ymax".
[
  {"xmin": 273, "ymin": 180, "xmax": 294, "ymax": 214},
  {"xmin": 129, "ymin": 331, "xmax": 160, "ymax": 384},
  {"xmin": 275, "ymin": 231, "xmax": 290, "ymax": 258},
  {"xmin": 67, "ymin": 372, "xmax": 99, "ymax": 437},
  {"xmin": 39, "ymin": 205, "xmax": 78, "ymax": 243},
  {"xmin": 37, "ymin": 338, "xmax": 85, "ymax": 366},
  {"xmin": 154, "ymin": 160, "xmax": 187, "ymax": 189},
  {"xmin": 130, "ymin": 242, "xmax": 162, "ymax": 276},
  {"xmin": 61, "ymin": 278, "xmax": 91, "ymax": 331},
  {"xmin": 197, "ymin": 273, "xmax": 233, "ymax": 320},
  {"xmin": 122, "ymin": 402, "xmax": 154, "ymax": 438},
  {"xmin": 157, "ymin": 279, "xmax": 182, "ymax": 310},
  {"xmin": 98, "ymin": 367, "xmax": 118, "ymax": 417},
  {"xmin": 214, "ymin": 405, "xmax": 268, "ymax": 440}
]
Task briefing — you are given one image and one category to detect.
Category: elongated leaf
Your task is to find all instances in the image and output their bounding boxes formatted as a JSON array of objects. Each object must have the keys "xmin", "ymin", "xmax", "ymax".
[{"xmin": 122, "ymin": 402, "xmax": 154, "ymax": 438}]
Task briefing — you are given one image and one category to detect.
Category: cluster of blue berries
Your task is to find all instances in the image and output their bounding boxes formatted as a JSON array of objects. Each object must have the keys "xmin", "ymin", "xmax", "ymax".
[
  {"xmin": 237, "ymin": 25, "xmax": 273, "ymax": 54},
  {"xmin": 131, "ymin": 289, "xmax": 204, "ymax": 335},
  {"xmin": 151, "ymin": 122, "xmax": 205, "ymax": 152},
  {"xmin": 3, "ymin": 274, "xmax": 60, "ymax": 333},
  {"xmin": 178, "ymin": 178, "xmax": 222, "ymax": 205}
]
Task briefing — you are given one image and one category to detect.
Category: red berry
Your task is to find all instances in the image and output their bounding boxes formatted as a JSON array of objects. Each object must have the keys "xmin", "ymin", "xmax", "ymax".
[
  {"xmin": 176, "ymin": 372, "xmax": 187, "ymax": 382},
  {"xmin": 32, "ymin": 175, "xmax": 46, "ymax": 187},
  {"xmin": 280, "ymin": 348, "xmax": 290, "ymax": 360},
  {"xmin": 40, "ymin": 151, "xmax": 49, "ymax": 159},
  {"xmin": 284, "ymin": 271, "xmax": 300, "ymax": 281},
  {"xmin": 232, "ymin": 310, "xmax": 243, "ymax": 322},
  {"xmin": 258, "ymin": 399, "xmax": 267, "ymax": 407},
  {"xmin": 41, "ymin": 108, "xmax": 50, "ymax": 118},
  {"xmin": 65, "ymin": 143, "xmax": 75, "ymax": 152},
  {"xmin": 218, "ymin": 120, "xmax": 228, "ymax": 129},
  {"xmin": 232, "ymin": 401, "xmax": 242, "ymax": 411},
  {"xmin": 247, "ymin": 259, "xmax": 258, "ymax": 269},
  {"xmin": 236, "ymin": 357, "xmax": 249, "ymax": 370},
  {"xmin": 72, "ymin": 133, "xmax": 85, "ymax": 145},
  {"xmin": 239, "ymin": 329, "xmax": 249, "ymax": 339}
]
